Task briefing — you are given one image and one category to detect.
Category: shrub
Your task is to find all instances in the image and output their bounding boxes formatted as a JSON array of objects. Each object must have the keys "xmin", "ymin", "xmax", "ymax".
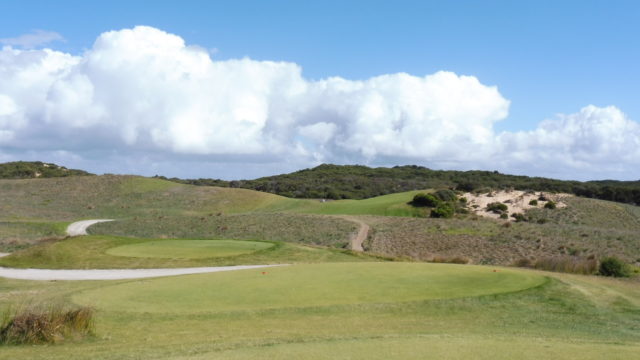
[
  {"xmin": 411, "ymin": 193, "xmax": 439, "ymax": 207},
  {"xmin": 510, "ymin": 213, "xmax": 527, "ymax": 222},
  {"xmin": 0, "ymin": 306, "xmax": 94, "ymax": 345},
  {"xmin": 499, "ymin": 213, "xmax": 508, "ymax": 219},
  {"xmin": 430, "ymin": 203, "xmax": 454, "ymax": 218},
  {"xmin": 599, "ymin": 257, "xmax": 631, "ymax": 277},
  {"xmin": 544, "ymin": 201, "xmax": 557, "ymax": 209},
  {"xmin": 486, "ymin": 202, "xmax": 508, "ymax": 214},
  {"xmin": 528, "ymin": 199, "xmax": 538, "ymax": 206},
  {"xmin": 433, "ymin": 189, "xmax": 457, "ymax": 202}
]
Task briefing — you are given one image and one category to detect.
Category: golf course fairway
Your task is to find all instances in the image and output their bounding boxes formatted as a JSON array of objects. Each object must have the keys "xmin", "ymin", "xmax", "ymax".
[
  {"xmin": 74, "ymin": 262, "xmax": 547, "ymax": 313},
  {"xmin": 105, "ymin": 239, "xmax": 273, "ymax": 259}
]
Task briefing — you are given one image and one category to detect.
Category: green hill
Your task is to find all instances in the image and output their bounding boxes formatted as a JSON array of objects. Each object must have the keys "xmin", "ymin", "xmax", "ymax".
[
  {"xmin": 0, "ymin": 161, "xmax": 92, "ymax": 179},
  {"xmin": 166, "ymin": 163, "xmax": 640, "ymax": 205}
]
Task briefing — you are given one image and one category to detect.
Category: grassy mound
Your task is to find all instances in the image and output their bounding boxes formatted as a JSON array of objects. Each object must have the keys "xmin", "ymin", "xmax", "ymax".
[
  {"xmin": 0, "ymin": 235, "xmax": 375, "ymax": 269},
  {"xmin": 106, "ymin": 239, "xmax": 274, "ymax": 259},
  {"xmin": 73, "ymin": 263, "xmax": 546, "ymax": 313}
]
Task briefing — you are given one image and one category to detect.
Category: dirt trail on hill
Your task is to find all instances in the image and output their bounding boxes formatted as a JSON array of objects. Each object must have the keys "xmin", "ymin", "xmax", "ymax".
[
  {"xmin": 66, "ymin": 219, "xmax": 114, "ymax": 236},
  {"xmin": 341, "ymin": 217, "xmax": 369, "ymax": 252},
  {"xmin": 0, "ymin": 264, "xmax": 285, "ymax": 281},
  {"xmin": 0, "ymin": 253, "xmax": 9, "ymax": 258}
]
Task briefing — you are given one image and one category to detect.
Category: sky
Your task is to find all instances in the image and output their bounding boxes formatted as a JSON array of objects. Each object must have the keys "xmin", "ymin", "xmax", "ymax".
[{"xmin": 0, "ymin": 0, "xmax": 639, "ymax": 180}]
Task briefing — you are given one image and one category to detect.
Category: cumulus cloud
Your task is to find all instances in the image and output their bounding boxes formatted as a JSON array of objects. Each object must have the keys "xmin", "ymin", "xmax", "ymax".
[
  {"xmin": 0, "ymin": 30, "xmax": 65, "ymax": 48},
  {"xmin": 0, "ymin": 25, "xmax": 638, "ymax": 180}
]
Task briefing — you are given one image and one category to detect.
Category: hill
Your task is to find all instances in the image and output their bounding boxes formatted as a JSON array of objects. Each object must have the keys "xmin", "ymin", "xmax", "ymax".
[
  {"xmin": 0, "ymin": 161, "xmax": 92, "ymax": 179},
  {"xmin": 163, "ymin": 164, "xmax": 640, "ymax": 205}
]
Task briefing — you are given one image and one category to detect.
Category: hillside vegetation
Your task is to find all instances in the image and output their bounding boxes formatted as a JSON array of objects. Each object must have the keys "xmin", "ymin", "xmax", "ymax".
[
  {"xmin": 0, "ymin": 161, "xmax": 92, "ymax": 179},
  {"xmin": 1, "ymin": 175, "xmax": 640, "ymax": 268},
  {"xmin": 164, "ymin": 163, "xmax": 640, "ymax": 205}
]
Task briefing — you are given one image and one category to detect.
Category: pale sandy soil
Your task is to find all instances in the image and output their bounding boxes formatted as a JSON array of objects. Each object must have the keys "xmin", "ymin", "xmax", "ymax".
[
  {"xmin": 66, "ymin": 219, "xmax": 114, "ymax": 236},
  {"xmin": 0, "ymin": 264, "xmax": 285, "ymax": 281},
  {"xmin": 463, "ymin": 190, "xmax": 567, "ymax": 221}
]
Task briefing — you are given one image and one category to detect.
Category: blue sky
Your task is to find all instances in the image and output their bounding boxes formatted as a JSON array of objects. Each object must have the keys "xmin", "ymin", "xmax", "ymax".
[{"xmin": 0, "ymin": 1, "xmax": 639, "ymax": 179}]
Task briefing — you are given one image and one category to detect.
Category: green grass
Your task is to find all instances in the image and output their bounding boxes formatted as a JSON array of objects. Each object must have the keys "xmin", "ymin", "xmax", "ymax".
[
  {"xmin": 106, "ymin": 239, "xmax": 274, "ymax": 259},
  {"xmin": 280, "ymin": 190, "xmax": 428, "ymax": 217},
  {"xmin": 73, "ymin": 263, "xmax": 546, "ymax": 314},
  {"xmin": 0, "ymin": 235, "xmax": 376, "ymax": 269},
  {"xmin": 0, "ymin": 265, "xmax": 638, "ymax": 359}
]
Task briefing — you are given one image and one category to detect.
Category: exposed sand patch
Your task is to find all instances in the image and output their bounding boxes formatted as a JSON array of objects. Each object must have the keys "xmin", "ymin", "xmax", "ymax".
[
  {"xmin": 463, "ymin": 190, "xmax": 567, "ymax": 221},
  {"xmin": 66, "ymin": 219, "xmax": 114, "ymax": 236}
]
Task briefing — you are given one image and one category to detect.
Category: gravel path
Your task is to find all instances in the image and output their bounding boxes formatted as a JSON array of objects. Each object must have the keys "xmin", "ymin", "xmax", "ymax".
[
  {"xmin": 66, "ymin": 219, "xmax": 114, "ymax": 236},
  {"xmin": 0, "ymin": 253, "xmax": 9, "ymax": 258},
  {"xmin": 0, "ymin": 264, "xmax": 284, "ymax": 281}
]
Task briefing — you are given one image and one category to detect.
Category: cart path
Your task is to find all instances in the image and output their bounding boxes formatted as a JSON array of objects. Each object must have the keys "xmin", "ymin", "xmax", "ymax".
[
  {"xmin": 0, "ymin": 264, "xmax": 285, "ymax": 281},
  {"xmin": 66, "ymin": 219, "xmax": 114, "ymax": 236},
  {"xmin": 0, "ymin": 253, "xmax": 9, "ymax": 258}
]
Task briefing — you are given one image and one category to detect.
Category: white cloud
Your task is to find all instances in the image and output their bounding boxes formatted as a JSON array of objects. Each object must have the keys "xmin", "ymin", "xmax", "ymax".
[
  {"xmin": 0, "ymin": 25, "xmax": 638, "ymax": 180},
  {"xmin": 0, "ymin": 30, "xmax": 64, "ymax": 49}
]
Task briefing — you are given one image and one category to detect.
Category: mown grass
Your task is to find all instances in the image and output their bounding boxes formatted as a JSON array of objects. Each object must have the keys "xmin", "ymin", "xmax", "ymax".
[
  {"xmin": 73, "ymin": 263, "xmax": 546, "ymax": 313},
  {"xmin": 106, "ymin": 239, "xmax": 274, "ymax": 259},
  {"xmin": 0, "ymin": 265, "xmax": 638, "ymax": 359},
  {"xmin": 0, "ymin": 235, "xmax": 377, "ymax": 269}
]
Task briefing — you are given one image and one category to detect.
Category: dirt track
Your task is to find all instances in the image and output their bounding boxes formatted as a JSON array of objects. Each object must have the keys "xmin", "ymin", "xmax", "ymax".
[{"xmin": 342, "ymin": 217, "xmax": 369, "ymax": 252}]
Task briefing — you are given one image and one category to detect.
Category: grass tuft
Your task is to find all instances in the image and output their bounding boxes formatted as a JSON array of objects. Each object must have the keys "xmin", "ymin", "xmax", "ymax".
[{"xmin": 0, "ymin": 306, "xmax": 94, "ymax": 345}]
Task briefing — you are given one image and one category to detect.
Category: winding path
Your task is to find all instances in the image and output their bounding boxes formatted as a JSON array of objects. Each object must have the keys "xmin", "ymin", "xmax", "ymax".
[
  {"xmin": 66, "ymin": 219, "xmax": 114, "ymax": 236},
  {"xmin": 342, "ymin": 216, "xmax": 370, "ymax": 252},
  {"xmin": 0, "ymin": 264, "xmax": 284, "ymax": 281}
]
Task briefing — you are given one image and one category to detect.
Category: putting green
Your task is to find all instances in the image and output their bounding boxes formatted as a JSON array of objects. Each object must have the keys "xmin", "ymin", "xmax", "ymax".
[
  {"xmin": 74, "ymin": 263, "xmax": 547, "ymax": 313},
  {"xmin": 105, "ymin": 239, "xmax": 273, "ymax": 259}
]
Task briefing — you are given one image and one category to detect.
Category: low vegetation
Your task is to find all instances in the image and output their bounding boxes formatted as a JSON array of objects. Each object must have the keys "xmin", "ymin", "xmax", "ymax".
[
  {"xmin": 0, "ymin": 306, "xmax": 94, "ymax": 345},
  {"xmin": 161, "ymin": 163, "xmax": 640, "ymax": 205},
  {"xmin": 0, "ymin": 161, "xmax": 92, "ymax": 179}
]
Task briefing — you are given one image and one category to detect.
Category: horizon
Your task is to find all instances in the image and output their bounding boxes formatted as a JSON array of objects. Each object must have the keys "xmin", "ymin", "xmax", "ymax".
[{"xmin": 1, "ymin": 1, "xmax": 639, "ymax": 180}]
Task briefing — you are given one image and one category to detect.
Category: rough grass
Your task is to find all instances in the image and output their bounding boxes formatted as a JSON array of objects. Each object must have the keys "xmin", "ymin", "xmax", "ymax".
[
  {"xmin": 106, "ymin": 239, "xmax": 274, "ymax": 259},
  {"xmin": 363, "ymin": 202, "xmax": 640, "ymax": 265},
  {"xmin": 90, "ymin": 213, "xmax": 359, "ymax": 248},
  {"xmin": 0, "ymin": 266, "xmax": 638, "ymax": 359},
  {"xmin": 0, "ymin": 306, "xmax": 93, "ymax": 345},
  {"xmin": 0, "ymin": 221, "xmax": 68, "ymax": 252},
  {"xmin": 0, "ymin": 235, "xmax": 377, "ymax": 269}
]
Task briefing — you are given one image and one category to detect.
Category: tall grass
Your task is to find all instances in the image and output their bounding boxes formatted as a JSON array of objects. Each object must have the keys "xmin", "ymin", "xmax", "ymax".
[
  {"xmin": 0, "ymin": 306, "xmax": 94, "ymax": 345},
  {"xmin": 514, "ymin": 256, "xmax": 599, "ymax": 275}
]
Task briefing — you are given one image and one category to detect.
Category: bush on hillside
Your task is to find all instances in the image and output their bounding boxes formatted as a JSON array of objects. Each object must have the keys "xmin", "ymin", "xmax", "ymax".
[
  {"xmin": 486, "ymin": 202, "xmax": 508, "ymax": 214},
  {"xmin": 599, "ymin": 257, "xmax": 631, "ymax": 277},
  {"xmin": 411, "ymin": 193, "xmax": 440, "ymax": 207},
  {"xmin": 433, "ymin": 189, "xmax": 457, "ymax": 202},
  {"xmin": 529, "ymin": 199, "xmax": 538, "ymax": 206},
  {"xmin": 510, "ymin": 213, "xmax": 527, "ymax": 222},
  {"xmin": 544, "ymin": 201, "xmax": 557, "ymax": 209},
  {"xmin": 430, "ymin": 202, "xmax": 454, "ymax": 218}
]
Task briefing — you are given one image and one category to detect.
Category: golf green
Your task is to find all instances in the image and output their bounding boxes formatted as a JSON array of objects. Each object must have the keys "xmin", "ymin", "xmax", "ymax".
[
  {"xmin": 105, "ymin": 239, "xmax": 273, "ymax": 259},
  {"xmin": 74, "ymin": 262, "xmax": 547, "ymax": 313}
]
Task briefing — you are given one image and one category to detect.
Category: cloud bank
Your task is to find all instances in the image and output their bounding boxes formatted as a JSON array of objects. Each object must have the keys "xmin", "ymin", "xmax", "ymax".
[{"xmin": 0, "ymin": 26, "xmax": 638, "ymax": 180}]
